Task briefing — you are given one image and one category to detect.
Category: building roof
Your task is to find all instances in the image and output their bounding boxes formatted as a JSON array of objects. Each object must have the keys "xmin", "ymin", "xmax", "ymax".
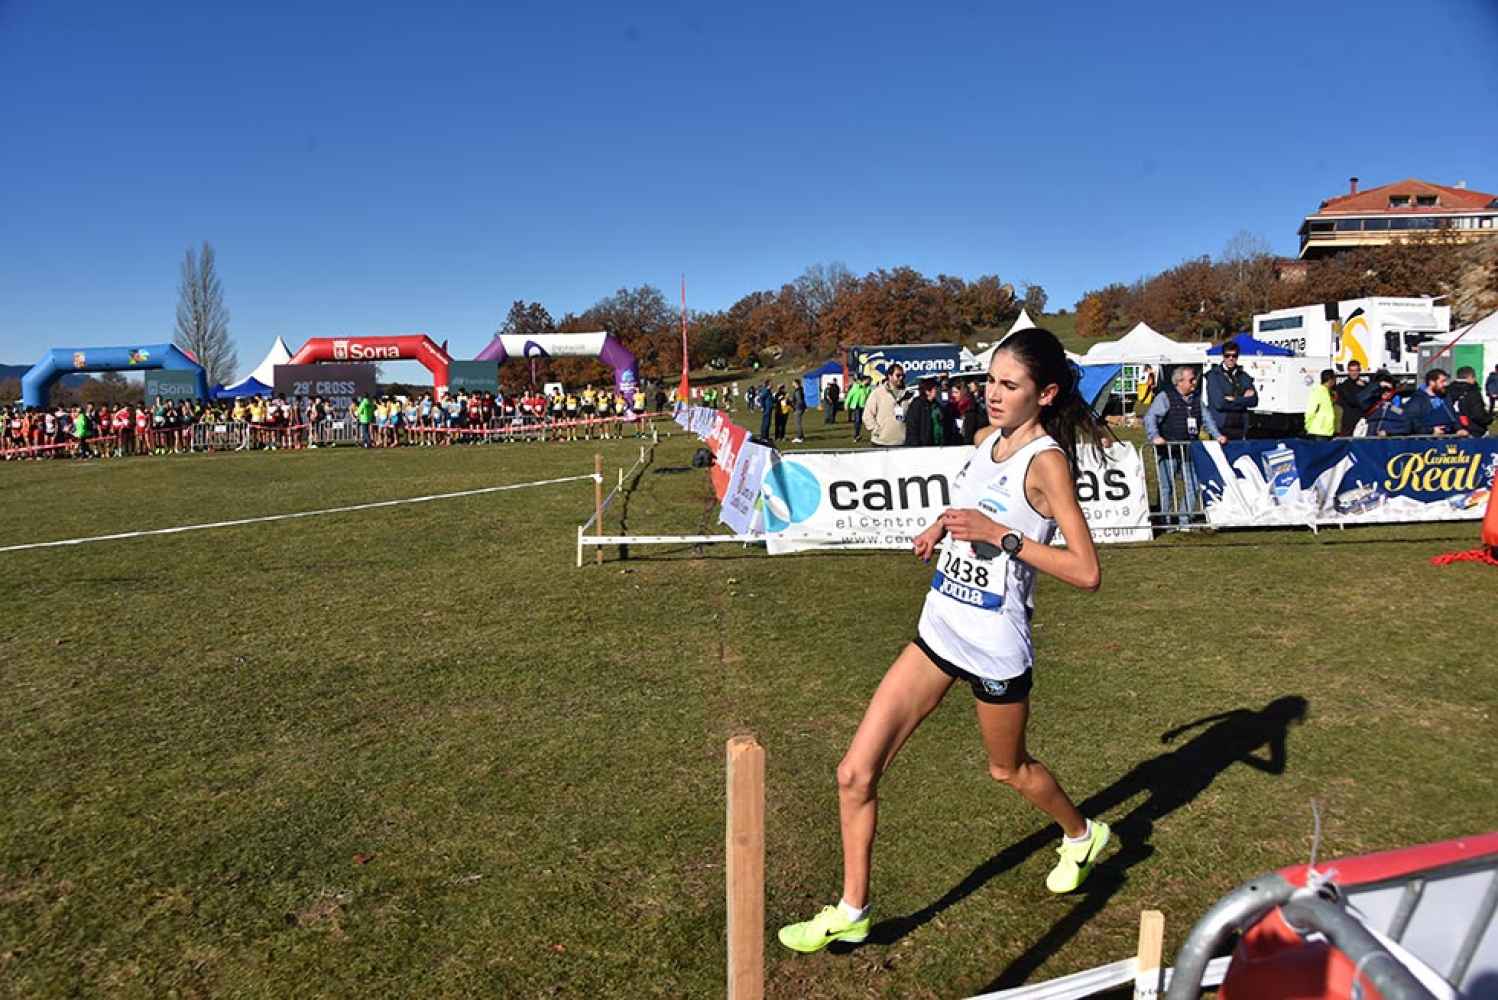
[{"xmin": 1313, "ymin": 178, "xmax": 1498, "ymax": 217}]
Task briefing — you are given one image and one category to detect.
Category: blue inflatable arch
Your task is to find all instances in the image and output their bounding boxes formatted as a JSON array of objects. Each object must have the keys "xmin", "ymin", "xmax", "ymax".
[{"xmin": 21, "ymin": 344, "xmax": 209, "ymax": 408}]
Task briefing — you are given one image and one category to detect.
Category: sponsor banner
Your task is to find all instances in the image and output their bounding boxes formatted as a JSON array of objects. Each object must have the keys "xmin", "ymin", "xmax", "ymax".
[
  {"xmin": 273, "ymin": 364, "xmax": 377, "ymax": 415},
  {"xmin": 144, "ymin": 370, "xmax": 203, "ymax": 401},
  {"xmin": 1191, "ymin": 437, "xmax": 1498, "ymax": 528},
  {"xmin": 1067, "ymin": 442, "xmax": 1152, "ymax": 544},
  {"xmin": 764, "ymin": 442, "xmax": 1150, "ymax": 554},
  {"xmin": 447, "ymin": 360, "xmax": 498, "ymax": 394},
  {"xmin": 847, "ymin": 343, "xmax": 963, "ymax": 381},
  {"xmin": 704, "ymin": 411, "xmax": 748, "ymax": 500},
  {"xmin": 720, "ymin": 441, "xmax": 772, "ymax": 535},
  {"xmin": 689, "ymin": 405, "xmax": 718, "ymax": 437}
]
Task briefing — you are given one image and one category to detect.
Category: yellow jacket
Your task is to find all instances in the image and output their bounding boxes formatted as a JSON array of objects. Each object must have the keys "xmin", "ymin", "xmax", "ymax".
[{"xmin": 1305, "ymin": 383, "xmax": 1335, "ymax": 436}]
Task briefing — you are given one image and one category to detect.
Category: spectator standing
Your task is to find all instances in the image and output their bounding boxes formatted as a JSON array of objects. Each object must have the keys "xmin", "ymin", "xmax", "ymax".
[
  {"xmin": 1486, "ymin": 364, "xmax": 1498, "ymax": 413},
  {"xmin": 903, "ymin": 378, "xmax": 944, "ymax": 447},
  {"xmin": 822, "ymin": 380, "xmax": 841, "ymax": 425},
  {"xmin": 772, "ymin": 385, "xmax": 790, "ymax": 441},
  {"xmin": 792, "ymin": 382, "xmax": 807, "ymax": 443},
  {"xmin": 1365, "ymin": 374, "xmax": 1410, "ymax": 436},
  {"xmin": 758, "ymin": 382, "xmax": 774, "ymax": 440},
  {"xmin": 1404, "ymin": 369, "xmax": 1462, "ymax": 436},
  {"xmin": 845, "ymin": 376, "xmax": 869, "ymax": 442},
  {"xmin": 355, "ymin": 393, "xmax": 375, "ymax": 447},
  {"xmin": 1334, "ymin": 360, "xmax": 1371, "ymax": 437},
  {"xmin": 862, "ymin": 366, "xmax": 909, "ymax": 447},
  {"xmin": 1447, "ymin": 366, "xmax": 1491, "ymax": 437},
  {"xmin": 1304, "ymin": 369, "xmax": 1336, "ymax": 440},
  {"xmin": 1144, "ymin": 366, "xmax": 1223, "ymax": 526},
  {"xmin": 1204, "ymin": 346, "xmax": 1257, "ymax": 441}
]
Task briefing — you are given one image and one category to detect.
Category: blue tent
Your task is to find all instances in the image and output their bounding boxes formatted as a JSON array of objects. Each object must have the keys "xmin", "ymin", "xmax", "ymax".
[
  {"xmin": 801, "ymin": 360, "xmax": 843, "ymax": 408},
  {"xmin": 1207, "ymin": 333, "xmax": 1293, "ymax": 357},
  {"xmin": 1077, "ymin": 364, "xmax": 1122, "ymax": 414},
  {"xmin": 211, "ymin": 377, "xmax": 271, "ymax": 399}
]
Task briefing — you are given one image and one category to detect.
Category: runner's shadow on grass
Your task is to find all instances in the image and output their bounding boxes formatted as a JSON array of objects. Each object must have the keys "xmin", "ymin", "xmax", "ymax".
[{"xmin": 857, "ymin": 695, "xmax": 1309, "ymax": 987}]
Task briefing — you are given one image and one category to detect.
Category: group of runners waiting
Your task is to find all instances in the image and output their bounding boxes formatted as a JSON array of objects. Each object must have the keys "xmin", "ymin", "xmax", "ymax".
[
  {"xmin": 2, "ymin": 398, "xmax": 199, "ymax": 459},
  {"xmin": 350, "ymin": 384, "xmax": 654, "ymax": 447},
  {"xmin": 2, "ymin": 382, "xmax": 665, "ymax": 459}
]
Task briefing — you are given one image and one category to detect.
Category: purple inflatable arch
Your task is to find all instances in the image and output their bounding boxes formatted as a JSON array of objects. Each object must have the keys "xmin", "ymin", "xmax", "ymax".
[{"xmin": 475, "ymin": 332, "xmax": 639, "ymax": 398}]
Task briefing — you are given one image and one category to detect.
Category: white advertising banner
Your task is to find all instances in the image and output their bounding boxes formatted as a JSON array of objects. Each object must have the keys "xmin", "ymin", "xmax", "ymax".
[
  {"xmin": 720, "ymin": 441, "xmax": 773, "ymax": 535},
  {"xmin": 764, "ymin": 442, "xmax": 1150, "ymax": 554}
]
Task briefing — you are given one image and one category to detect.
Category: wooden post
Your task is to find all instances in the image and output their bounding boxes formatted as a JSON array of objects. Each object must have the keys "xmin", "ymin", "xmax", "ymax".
[
  {"xmin": 726, "ymin": 736, "xmax": 765, "ymax": 1000},
  {"xmin": 1133, "ymin": 910, "xmax": 1165, "ymax": 1000},
  {"xmin": 593, "ymin": 452, "xmax": 604, "ymax": 565}
]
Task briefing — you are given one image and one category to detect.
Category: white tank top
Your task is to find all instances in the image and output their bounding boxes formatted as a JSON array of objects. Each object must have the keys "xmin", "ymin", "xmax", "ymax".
[{"xmin": 916, "ymin": 432, "xmax": 1061, "ymax": 681}]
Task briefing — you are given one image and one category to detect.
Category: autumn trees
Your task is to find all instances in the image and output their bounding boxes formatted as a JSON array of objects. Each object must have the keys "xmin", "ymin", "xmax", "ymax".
[
  {"xmin": 496, "ymin": 265, "xmax": 1034, "ymax": 388},
  {"xmin": 1073, "ymin": 235, "xmax": 1494, "ymax": 342}
]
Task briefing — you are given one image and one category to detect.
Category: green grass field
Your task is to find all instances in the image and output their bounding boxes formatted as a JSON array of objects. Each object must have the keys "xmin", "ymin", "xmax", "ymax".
[{"xmin": 3, "ymin": 418, "xmax": 1495, "ymax": 999}]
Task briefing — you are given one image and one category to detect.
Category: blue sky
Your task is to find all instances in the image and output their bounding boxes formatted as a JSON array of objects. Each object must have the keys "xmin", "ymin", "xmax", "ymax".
[{"xmin": 3, "ymin": 0, "xmax": 1496, "ymax": 375}]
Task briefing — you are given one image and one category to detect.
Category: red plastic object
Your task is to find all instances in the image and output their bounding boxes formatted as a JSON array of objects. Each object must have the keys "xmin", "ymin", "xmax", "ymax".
[{"xmin": 1219, "ymin": 832, "xmax": 1498, "ymax": 1000}]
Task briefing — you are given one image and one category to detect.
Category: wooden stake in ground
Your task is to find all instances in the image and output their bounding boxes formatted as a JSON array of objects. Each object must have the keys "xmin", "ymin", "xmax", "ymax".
[
  {"xmin": 1133, "ymin": 909, "xmax": 1164, "ymax": 1000},
  {"xmin": 726, "ymin": 736, "xmax": 765, "ymax": 1000},
  {"xmin": 594, "ymin": 452, "xmax": 604, "ymax": 565}
]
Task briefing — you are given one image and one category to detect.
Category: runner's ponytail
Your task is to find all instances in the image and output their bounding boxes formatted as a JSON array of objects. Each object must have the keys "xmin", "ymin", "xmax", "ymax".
[{"xmin": 997, "ymin": 329, "xmax": 1104, "ymax": 473}]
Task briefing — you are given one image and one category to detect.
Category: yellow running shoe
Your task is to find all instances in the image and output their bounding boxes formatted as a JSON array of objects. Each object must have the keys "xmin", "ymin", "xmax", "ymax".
[
  {"xmin": 777, "ymin": 905, "xmax": 870, "ymax": 953},
  {"xmin": 1046, "ymin": 820, "xmax": 1110, "ymax": 894}
]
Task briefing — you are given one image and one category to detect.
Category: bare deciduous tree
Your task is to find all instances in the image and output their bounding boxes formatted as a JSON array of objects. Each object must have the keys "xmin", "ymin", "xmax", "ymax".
[{"xmin": 174, "ymin": 242, "xmax": 237, "ymax": 387}]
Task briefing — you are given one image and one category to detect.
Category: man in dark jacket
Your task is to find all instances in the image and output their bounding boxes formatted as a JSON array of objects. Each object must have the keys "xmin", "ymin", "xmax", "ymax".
[
  {"xmin": 1204, "ymin": 346, "xmax": 1257, "ymax": 441},
  {"xmin": 821, "ymin": 380, "xmax": 840, "ymax": 425},
  {"xmin": 1448, "ymin": 366, "xmax": 1491, "ymax": 437},
  {"xmin": 903, "ymin": 378, "xmax": 944, "ymax": 447},
  {"xmin": 1366, "ymin": 374, "xmax": 1411, "ymax": 436},
  {"xmin": 1404, "ymin": 369, "xmax": 1462, "ymax": 435},
  {"xmin": 1333, "ymin": 360, "xmax": 1373, "ymax": 436}
]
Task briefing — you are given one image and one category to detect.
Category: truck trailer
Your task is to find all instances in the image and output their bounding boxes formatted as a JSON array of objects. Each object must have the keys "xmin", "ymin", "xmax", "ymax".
[{"xmin": 1251, "ymin": 297, "xmax": 1450, "ymax": 378}]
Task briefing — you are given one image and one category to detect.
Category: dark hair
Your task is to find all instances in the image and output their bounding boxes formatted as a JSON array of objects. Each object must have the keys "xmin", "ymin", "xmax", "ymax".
[
  {"xmin": 995, "ymin": 328, "xmax": 1104, "ymax": 473},
  {"xmin": 1456, "ymin": 366, "xmax": 1475, "ymax": 380},
  {"xmin": 1320, "ymin": 368, "xmax": 1336, "ymax": 384},
  {"xmin": 1425, "ymin": 368, "xmax": 1448, "ymax": 384}
]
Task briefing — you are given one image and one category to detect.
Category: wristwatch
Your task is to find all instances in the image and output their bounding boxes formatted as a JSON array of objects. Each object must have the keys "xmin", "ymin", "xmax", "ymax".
[{"xmin": 1000, "ymin": 531, "xmax": 1024, "ymax": 556}]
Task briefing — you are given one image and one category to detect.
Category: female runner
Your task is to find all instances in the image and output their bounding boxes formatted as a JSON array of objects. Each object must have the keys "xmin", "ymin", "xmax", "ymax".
[{"xmin": 778, "ymin": 328, "xmax": 1108, "ymax": 953}]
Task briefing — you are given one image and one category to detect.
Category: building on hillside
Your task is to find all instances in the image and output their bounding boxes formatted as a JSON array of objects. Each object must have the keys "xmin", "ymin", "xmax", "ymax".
[{"xmin": 1298, "ymin": 177, "xmax": 1498, "ymax": 259}]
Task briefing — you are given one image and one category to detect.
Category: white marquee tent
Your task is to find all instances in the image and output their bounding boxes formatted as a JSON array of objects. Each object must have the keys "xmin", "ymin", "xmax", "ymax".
[
  {"xmin": 1082, "ymin": 322, "xmax": 1210, "ymax": 366},
  {"xmin": 220, "ymin": 337, "xmax": 293, "ymax": 394},
  {"xmin": 969, "ymin": 310, "xmax": 1043, "ymax": 371}
]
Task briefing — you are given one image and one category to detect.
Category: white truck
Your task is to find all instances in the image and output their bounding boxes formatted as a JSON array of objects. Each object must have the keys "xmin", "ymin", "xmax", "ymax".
[{"xmin": 1251, "ymin": 296, "xmax": 1450, "ymax": 378}]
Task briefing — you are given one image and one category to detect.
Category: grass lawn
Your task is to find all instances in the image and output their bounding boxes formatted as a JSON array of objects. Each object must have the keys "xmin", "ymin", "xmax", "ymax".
[{"xmin": 2, "ymin": 421, "xmax": 1495, "ymax": 998}]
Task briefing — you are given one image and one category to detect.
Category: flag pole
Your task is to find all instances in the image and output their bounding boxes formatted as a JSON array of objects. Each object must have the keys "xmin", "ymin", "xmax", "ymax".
[{"xmin": 678, "ymin": 274, "xmax": 691, "ymax": 406}]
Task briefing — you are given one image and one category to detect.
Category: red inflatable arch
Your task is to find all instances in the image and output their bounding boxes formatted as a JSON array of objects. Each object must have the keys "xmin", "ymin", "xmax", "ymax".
[{"xmin": 287, "ymin": 335, "xmax": 453, "ymax": 394}]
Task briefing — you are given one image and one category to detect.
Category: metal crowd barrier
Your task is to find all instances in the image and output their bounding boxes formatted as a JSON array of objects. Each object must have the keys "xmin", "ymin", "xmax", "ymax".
[
  {"xmin": 192, "ymin": 422, "xmax": 251, "ymax": 451},
  {"xmin": 1145, "ymin": 442, "xmax": 1209, "ymax": 531},
  {"xmin": 175, "ymin": 413, "xmax": 672, "ymax": 453}
]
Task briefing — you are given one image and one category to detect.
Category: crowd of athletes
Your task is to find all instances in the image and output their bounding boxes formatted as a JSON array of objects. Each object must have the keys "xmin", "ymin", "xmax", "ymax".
[{"xmin": 1, "ymin": 383, "xmax": 675, "ymax": 460}]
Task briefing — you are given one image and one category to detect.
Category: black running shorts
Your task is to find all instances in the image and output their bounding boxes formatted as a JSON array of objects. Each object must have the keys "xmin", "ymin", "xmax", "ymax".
[{"xmin": 913, "ymin": 634, "xmax": 1032, "ymax": 705}]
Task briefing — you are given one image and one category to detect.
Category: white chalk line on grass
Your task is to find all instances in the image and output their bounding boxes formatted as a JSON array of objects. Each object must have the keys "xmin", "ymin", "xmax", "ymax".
[{"xmin": 0, "ymin": 473, "xmax": 603, "ymax": 554}]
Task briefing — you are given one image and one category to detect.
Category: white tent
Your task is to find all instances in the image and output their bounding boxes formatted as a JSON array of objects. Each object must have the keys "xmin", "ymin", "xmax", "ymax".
[
  {"xmin": 1444, "ymin": 309, "xmax": 1498, "ymax": 345},
  {"xmin": 1082, "ymin": 322, "xmax": 1210, "ymax": 366},
  {"xmin": 221, "ymin": 337, "xmax": 293, "ymax": 393},
  {"xmin": 968, "ymin": 310, "xmax": 1045, "ymax": 371}
]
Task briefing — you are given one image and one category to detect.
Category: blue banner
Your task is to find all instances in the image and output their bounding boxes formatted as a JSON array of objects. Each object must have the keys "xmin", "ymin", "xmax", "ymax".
[
  {"xmin": 847, "ymin": 344, "xmax": 963, "ymax": 380},
  {"xmin": 1190, "ymin": 437, "xmax": 1497, "ymax": 527}
]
